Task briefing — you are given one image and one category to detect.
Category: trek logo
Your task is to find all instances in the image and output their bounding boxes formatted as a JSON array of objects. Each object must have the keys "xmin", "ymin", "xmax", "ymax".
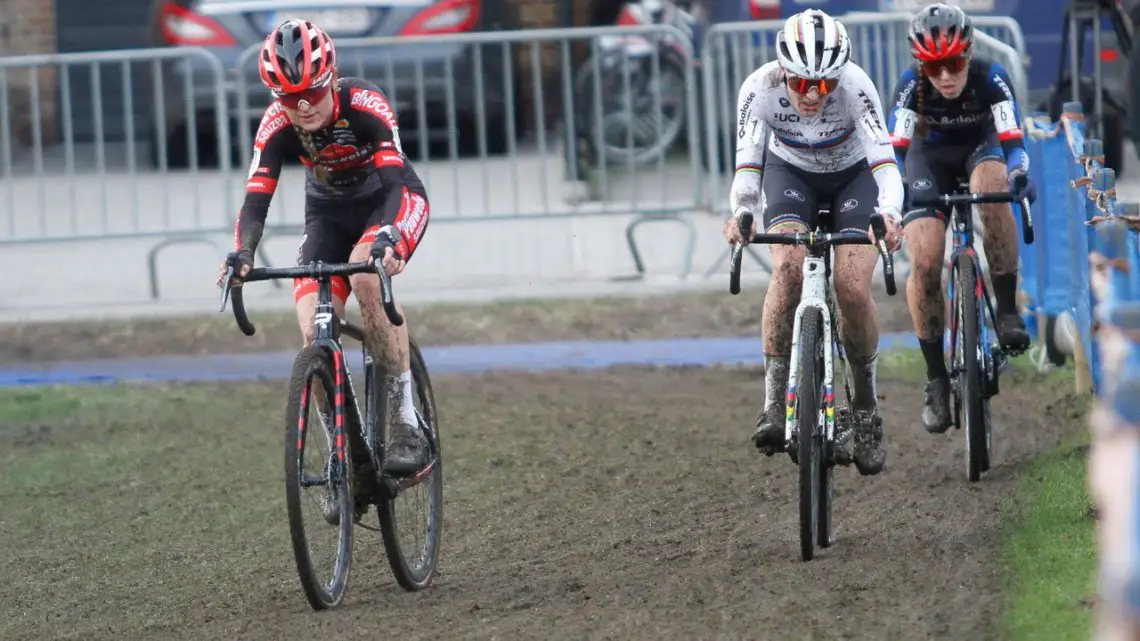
[
  {"xmin": 857, "ymin": 91, "xmax": 882, "ymax": 133},
  {"xmin": 349, "ymin": 88, "xmax": 399, "ymax": 131},
  {"xmin": 991, "ymin": 73, "xmax": 1015, "ymax": 103},
  {"xmin": 738, "ymin": 92, "xmax": 755, "ymax": 139}
]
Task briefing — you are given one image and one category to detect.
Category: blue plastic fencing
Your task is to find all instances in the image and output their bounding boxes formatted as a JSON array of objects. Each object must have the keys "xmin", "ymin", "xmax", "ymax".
[{"xmin": 1022, "ymin": 100, "xmax": 1128, "ymax": 397}]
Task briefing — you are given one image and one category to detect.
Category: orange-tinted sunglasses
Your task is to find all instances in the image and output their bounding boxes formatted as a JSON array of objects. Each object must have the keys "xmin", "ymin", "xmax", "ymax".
[
  {"xmin": 919, "ymin": 54, "xmax": 969, "ymax": 77},
  {"xmin": 785, "ymin": 75, "xmax": 839, "ymax": 96},
  {"xmin": 273, "ymin": 75, "xmax": 334, "ymax": 109}
]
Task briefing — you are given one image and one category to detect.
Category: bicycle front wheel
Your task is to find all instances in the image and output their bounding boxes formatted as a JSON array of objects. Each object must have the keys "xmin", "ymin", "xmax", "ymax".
[
  {"xmin": 953, "ymin": 254, "xmax": 987, "ymax": 483},
  {"xmin": 377, "ymin": 338, "xmax": 444, "ymax": 591},
  {"xmin": 284, "ymin": 345, "xmax": 354, "ymax": 610},
  {"xmin": 796, "ymin": 308, "xmax": 825, "ymax": 562}
]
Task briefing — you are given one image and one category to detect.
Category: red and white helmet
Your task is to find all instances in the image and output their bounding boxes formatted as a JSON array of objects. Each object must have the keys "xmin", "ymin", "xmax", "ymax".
[{"xmin": 258, "ymin": 18, "xmax": 336, "ymax": 95}]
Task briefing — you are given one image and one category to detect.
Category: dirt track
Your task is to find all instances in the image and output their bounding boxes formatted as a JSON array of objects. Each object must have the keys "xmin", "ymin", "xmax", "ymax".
[
  {"xmin": 0, "ymin": 286, "xmax": 1085, "ymax": 639},
  {"xmin": 182, "ymin": 369, "xmax": 1078, "ymax": 641},
  {"xmin": 0, "ymin": 364, "xmax": 1081, "ymax": 641}
]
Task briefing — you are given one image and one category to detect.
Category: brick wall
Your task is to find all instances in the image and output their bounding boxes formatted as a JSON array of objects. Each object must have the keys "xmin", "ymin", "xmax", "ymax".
[{"xmin": 1, "ymin": 0, "xmax": 60, "ymax": 145}]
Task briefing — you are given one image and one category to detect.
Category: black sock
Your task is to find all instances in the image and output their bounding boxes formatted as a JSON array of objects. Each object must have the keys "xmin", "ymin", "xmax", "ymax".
[
  {"xmin": 991, "ymin": 273, "xmax": 1018, "ymax": 317},
  {"xmin": 919, "ymin": 337, "xmax": 948, "ymax": 380}
]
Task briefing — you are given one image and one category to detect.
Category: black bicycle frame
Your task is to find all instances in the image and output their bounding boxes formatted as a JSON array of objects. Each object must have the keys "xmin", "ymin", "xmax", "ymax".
[{"xmin": 219, "ymin": 259, "xmax": 405, "ymax": 476}]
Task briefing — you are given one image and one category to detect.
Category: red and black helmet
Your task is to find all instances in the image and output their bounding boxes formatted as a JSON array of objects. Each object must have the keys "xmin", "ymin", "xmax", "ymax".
[
  {"xmin": 258, "ymin": 19, "xmax": 336, "ymax": 95},
  {"xmin": 908, "ymin": 3, "xmax": 973, "ymax": 62}
]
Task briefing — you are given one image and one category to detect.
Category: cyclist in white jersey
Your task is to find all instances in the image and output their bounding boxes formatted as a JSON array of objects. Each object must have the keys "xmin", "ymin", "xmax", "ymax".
[{"xmin": 722, "ymin": 9, "xmax": 904, "ymax": 476}]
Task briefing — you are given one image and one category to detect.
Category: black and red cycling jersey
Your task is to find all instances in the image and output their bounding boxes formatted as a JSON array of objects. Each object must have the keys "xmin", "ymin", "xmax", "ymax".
[{"xmin": 234, "ymin": 77, "xmax": 428, "ymax": 260}]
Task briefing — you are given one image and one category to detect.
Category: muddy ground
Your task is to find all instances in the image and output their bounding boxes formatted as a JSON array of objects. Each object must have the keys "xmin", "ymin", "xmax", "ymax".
[
  {"xmin": 0, "ymin": 363, "xmax": 1083, "ymax": 641},
  {"xmin": 0, "ymin": 285, "xmax": 914, "ymax": 363}
]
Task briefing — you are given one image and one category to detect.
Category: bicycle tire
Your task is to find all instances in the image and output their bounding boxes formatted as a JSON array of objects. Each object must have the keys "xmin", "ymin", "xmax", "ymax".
[
  {"xmin": 284, "ymin": 345, "xmax": 354, "ymax": 610},
  {"xmin": 797, "ymin": 307, "xmax": 824, "ymax": 562},
  {"xmin": 377, "ymin": 338, "xmax": 444, "ymax": 591},
  {"xmin": 953, "ymin": 254, "xmax": 987, "ymax": 483}
]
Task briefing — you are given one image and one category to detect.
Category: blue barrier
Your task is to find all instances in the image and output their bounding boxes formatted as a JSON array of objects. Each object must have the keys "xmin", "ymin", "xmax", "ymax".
[{"xmin": 1023, "ymin": 101, "xmax": 1127, "ymax": 396}]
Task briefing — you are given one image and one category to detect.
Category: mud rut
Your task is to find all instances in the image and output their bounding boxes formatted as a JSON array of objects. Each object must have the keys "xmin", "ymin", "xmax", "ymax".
[{"xmin": 174, "ymin": 366, "xmax": 1075, "ymax": 641}]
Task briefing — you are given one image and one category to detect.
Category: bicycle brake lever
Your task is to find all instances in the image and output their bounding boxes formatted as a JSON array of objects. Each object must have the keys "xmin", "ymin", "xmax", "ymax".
[{"xmin": 218, "ymin": 266, "xmax": 234, "ymax": 313}]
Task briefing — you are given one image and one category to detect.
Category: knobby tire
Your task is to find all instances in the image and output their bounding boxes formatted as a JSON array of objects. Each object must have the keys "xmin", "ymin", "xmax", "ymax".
[
  {"xmin": 954, "ymin": 255, "xmax": 987, "ymax": 483},
  {"xmin": 798, "ymin": 308, "xmax": 824, "ymax": 562},
  {"xmin": 284, "ymin": 345, "xmax": 354, "ymax": 610},
  {"xmin": 377, "ymin": 338, "xmax": 445, "ymax": 591}
]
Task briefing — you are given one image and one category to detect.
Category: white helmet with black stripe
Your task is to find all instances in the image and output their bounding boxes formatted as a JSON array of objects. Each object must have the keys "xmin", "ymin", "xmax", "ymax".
[{"xmin": 776, "ymin": 9, "xmax": 851, "ymax": 79}]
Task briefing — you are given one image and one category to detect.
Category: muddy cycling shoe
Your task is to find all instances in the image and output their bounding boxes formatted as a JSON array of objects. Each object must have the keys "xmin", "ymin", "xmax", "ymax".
[
  {"xmin": 383, "ymin": 422, "xmax": 429, "ymax": 476},
  {"xmin": 922, "ymin": 376, "xmax": 953, "ymax": 434},
  {"xmin": 851, "ymin": 409, "xmax": 886, "ymax": 476},
  {"xmin": 751, "ymin": 406, "xmax": 786, "ymax": 456},
  {"xmin": 996, "ymin": 312, "xmax": 1031, "ymax": 354}
]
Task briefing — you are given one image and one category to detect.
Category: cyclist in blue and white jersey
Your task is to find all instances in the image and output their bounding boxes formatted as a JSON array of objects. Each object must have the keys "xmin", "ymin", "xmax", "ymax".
[{"xmin": 887, "ymin": 3, "xmax": 1038, "ymax": 435}]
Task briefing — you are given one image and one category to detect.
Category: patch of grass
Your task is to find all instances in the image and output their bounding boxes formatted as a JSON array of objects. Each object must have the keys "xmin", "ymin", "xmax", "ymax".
[{"xmin": 1000, "ymin": 371, "xmax": 1096, "ymax": 641}]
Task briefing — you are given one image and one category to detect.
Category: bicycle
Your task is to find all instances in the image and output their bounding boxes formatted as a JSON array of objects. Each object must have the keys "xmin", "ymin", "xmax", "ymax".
[
  {"xmin": 910, "ymin": 184, "xmax": 1034, "ymax": 483},
  {"xmin": 218, "ymin": 251, "xmax": 443, "ymax": 610},
  {"xmin": 729, "ymin": 210, "xmax": 897, "ymax": 562}
]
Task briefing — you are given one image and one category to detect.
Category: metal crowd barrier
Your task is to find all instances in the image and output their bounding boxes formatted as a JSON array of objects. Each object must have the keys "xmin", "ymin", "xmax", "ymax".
[
  {"xmin": 0, "ymin": 46, "xmax": 237, "ymax": 298},
  {"xmin": 232, "ymin": 24, "xmax": 704, "ymax": 280},
  {"xmin": 0, "ymin": 16, "xmax": 1033, "ymax": 298}
]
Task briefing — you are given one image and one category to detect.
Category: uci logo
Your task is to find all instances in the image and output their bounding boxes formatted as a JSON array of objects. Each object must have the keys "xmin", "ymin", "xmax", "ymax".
[{"xmin": 912, "ymin": 178, "xmax": 932, "ymax": 190}]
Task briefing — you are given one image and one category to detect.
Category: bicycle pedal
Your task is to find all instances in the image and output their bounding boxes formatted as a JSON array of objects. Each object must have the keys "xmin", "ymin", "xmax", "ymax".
[{"xmin": 830, "ymin": 446, "xmax": 853, "ymax": 467}]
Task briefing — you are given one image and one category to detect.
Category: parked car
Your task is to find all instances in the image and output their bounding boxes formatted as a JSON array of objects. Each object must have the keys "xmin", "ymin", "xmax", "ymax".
[{"xmin": 145, "ymin": 0, "xmax": 514, "ymax": 168}]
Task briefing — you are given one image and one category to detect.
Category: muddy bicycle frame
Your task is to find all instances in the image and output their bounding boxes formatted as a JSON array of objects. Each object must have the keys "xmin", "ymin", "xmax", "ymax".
[{"xmin": 730, "ymin": 211, "xmax": 897, "ymax": 448}]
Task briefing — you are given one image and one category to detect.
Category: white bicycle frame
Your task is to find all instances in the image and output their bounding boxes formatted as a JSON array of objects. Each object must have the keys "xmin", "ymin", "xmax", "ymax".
[{"xmin": 783, "ymin": 254, "xmax": 839, "ymax": 446}]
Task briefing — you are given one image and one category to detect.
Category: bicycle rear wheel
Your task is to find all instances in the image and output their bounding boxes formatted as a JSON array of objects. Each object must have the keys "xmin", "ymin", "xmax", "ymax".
[
  {"xmin": 797, "ymin": 308, "xmax": 825, "ymax": 562},
  {"xmin": 953, "ymin": 254, "xmax": 987, "ymax": 483},
  {"xmin": 284, "ymin": 345, "xmax": 354, "ymax": 610},
  {"xmin": 377, "ymin": 338, "xmax": 444, "ymax": 591}
]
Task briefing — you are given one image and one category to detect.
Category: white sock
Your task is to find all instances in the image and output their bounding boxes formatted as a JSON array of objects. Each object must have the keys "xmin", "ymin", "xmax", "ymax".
[{"xmin": 387, "ymin": 371, "xmax": 418, "ymax": 427}]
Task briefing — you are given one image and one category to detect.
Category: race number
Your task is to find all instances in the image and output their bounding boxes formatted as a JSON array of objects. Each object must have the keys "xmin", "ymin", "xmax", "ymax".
[
  {"xmin": 991, "ymin": 100, "xmax": 1018, "ymax": 135},
  {"xmin": 892, "ymin": 108, "xmax": 917, "ymax": 139}
]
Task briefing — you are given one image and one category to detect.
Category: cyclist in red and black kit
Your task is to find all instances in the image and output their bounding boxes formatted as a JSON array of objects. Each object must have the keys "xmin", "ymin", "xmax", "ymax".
[{"xmin": 216, "ymin": 19, "xmax": 430, "ymax": 485}]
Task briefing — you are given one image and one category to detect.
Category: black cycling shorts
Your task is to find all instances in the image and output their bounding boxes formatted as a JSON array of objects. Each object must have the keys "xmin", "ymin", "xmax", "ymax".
[
  {"xmin": 903, "ymin": 131, "xmax": 1003, "ymax": 226},
  {"xmin": 760, "ymin": 154, "xmax": 879, "ymax": 234},
  {"xmin": 293, "ymin": 185, "xmax": 429, "ymax": 302}
]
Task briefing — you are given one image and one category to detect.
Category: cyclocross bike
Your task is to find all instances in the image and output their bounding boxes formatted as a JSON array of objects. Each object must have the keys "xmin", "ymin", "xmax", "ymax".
[
  {"xmin": 911, "ymin": 185, "xmax": 1034, "ymax": 483},
  {"xmin": 730, "ymin": 211, "xmax": 897, "ymax": 562},
  {"xmin": 218, "ymin": 249, "xmax": 443, "ymax": 611}
]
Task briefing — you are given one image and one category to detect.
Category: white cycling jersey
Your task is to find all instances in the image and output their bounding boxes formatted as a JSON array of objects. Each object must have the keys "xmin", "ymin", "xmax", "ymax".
[{"xmin": 730, "ymin": 60, "xmax": 904, "ymax": 222}]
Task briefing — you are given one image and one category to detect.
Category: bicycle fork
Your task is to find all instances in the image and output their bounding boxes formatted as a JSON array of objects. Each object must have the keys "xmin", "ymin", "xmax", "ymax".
[
  {"xmin": 946, "ymin": 248, "xmax": 1003, "ymax": 399},
  {"xmin": 785, "ymin": 257, "xmax": 837, "ymax": 452}
]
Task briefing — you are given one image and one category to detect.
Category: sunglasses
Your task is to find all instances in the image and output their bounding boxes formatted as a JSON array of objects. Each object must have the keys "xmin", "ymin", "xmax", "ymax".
[
  {"xmin": 919, "ymin": 54, "xmax": 968, "ymax": 77},
  {"xmin": 785, "ymin": 75, "xmax": 839, "ymax": 96},
  {"xmin": 272, "ymin": 75, "xmax": 334, "ymax": 109}
]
